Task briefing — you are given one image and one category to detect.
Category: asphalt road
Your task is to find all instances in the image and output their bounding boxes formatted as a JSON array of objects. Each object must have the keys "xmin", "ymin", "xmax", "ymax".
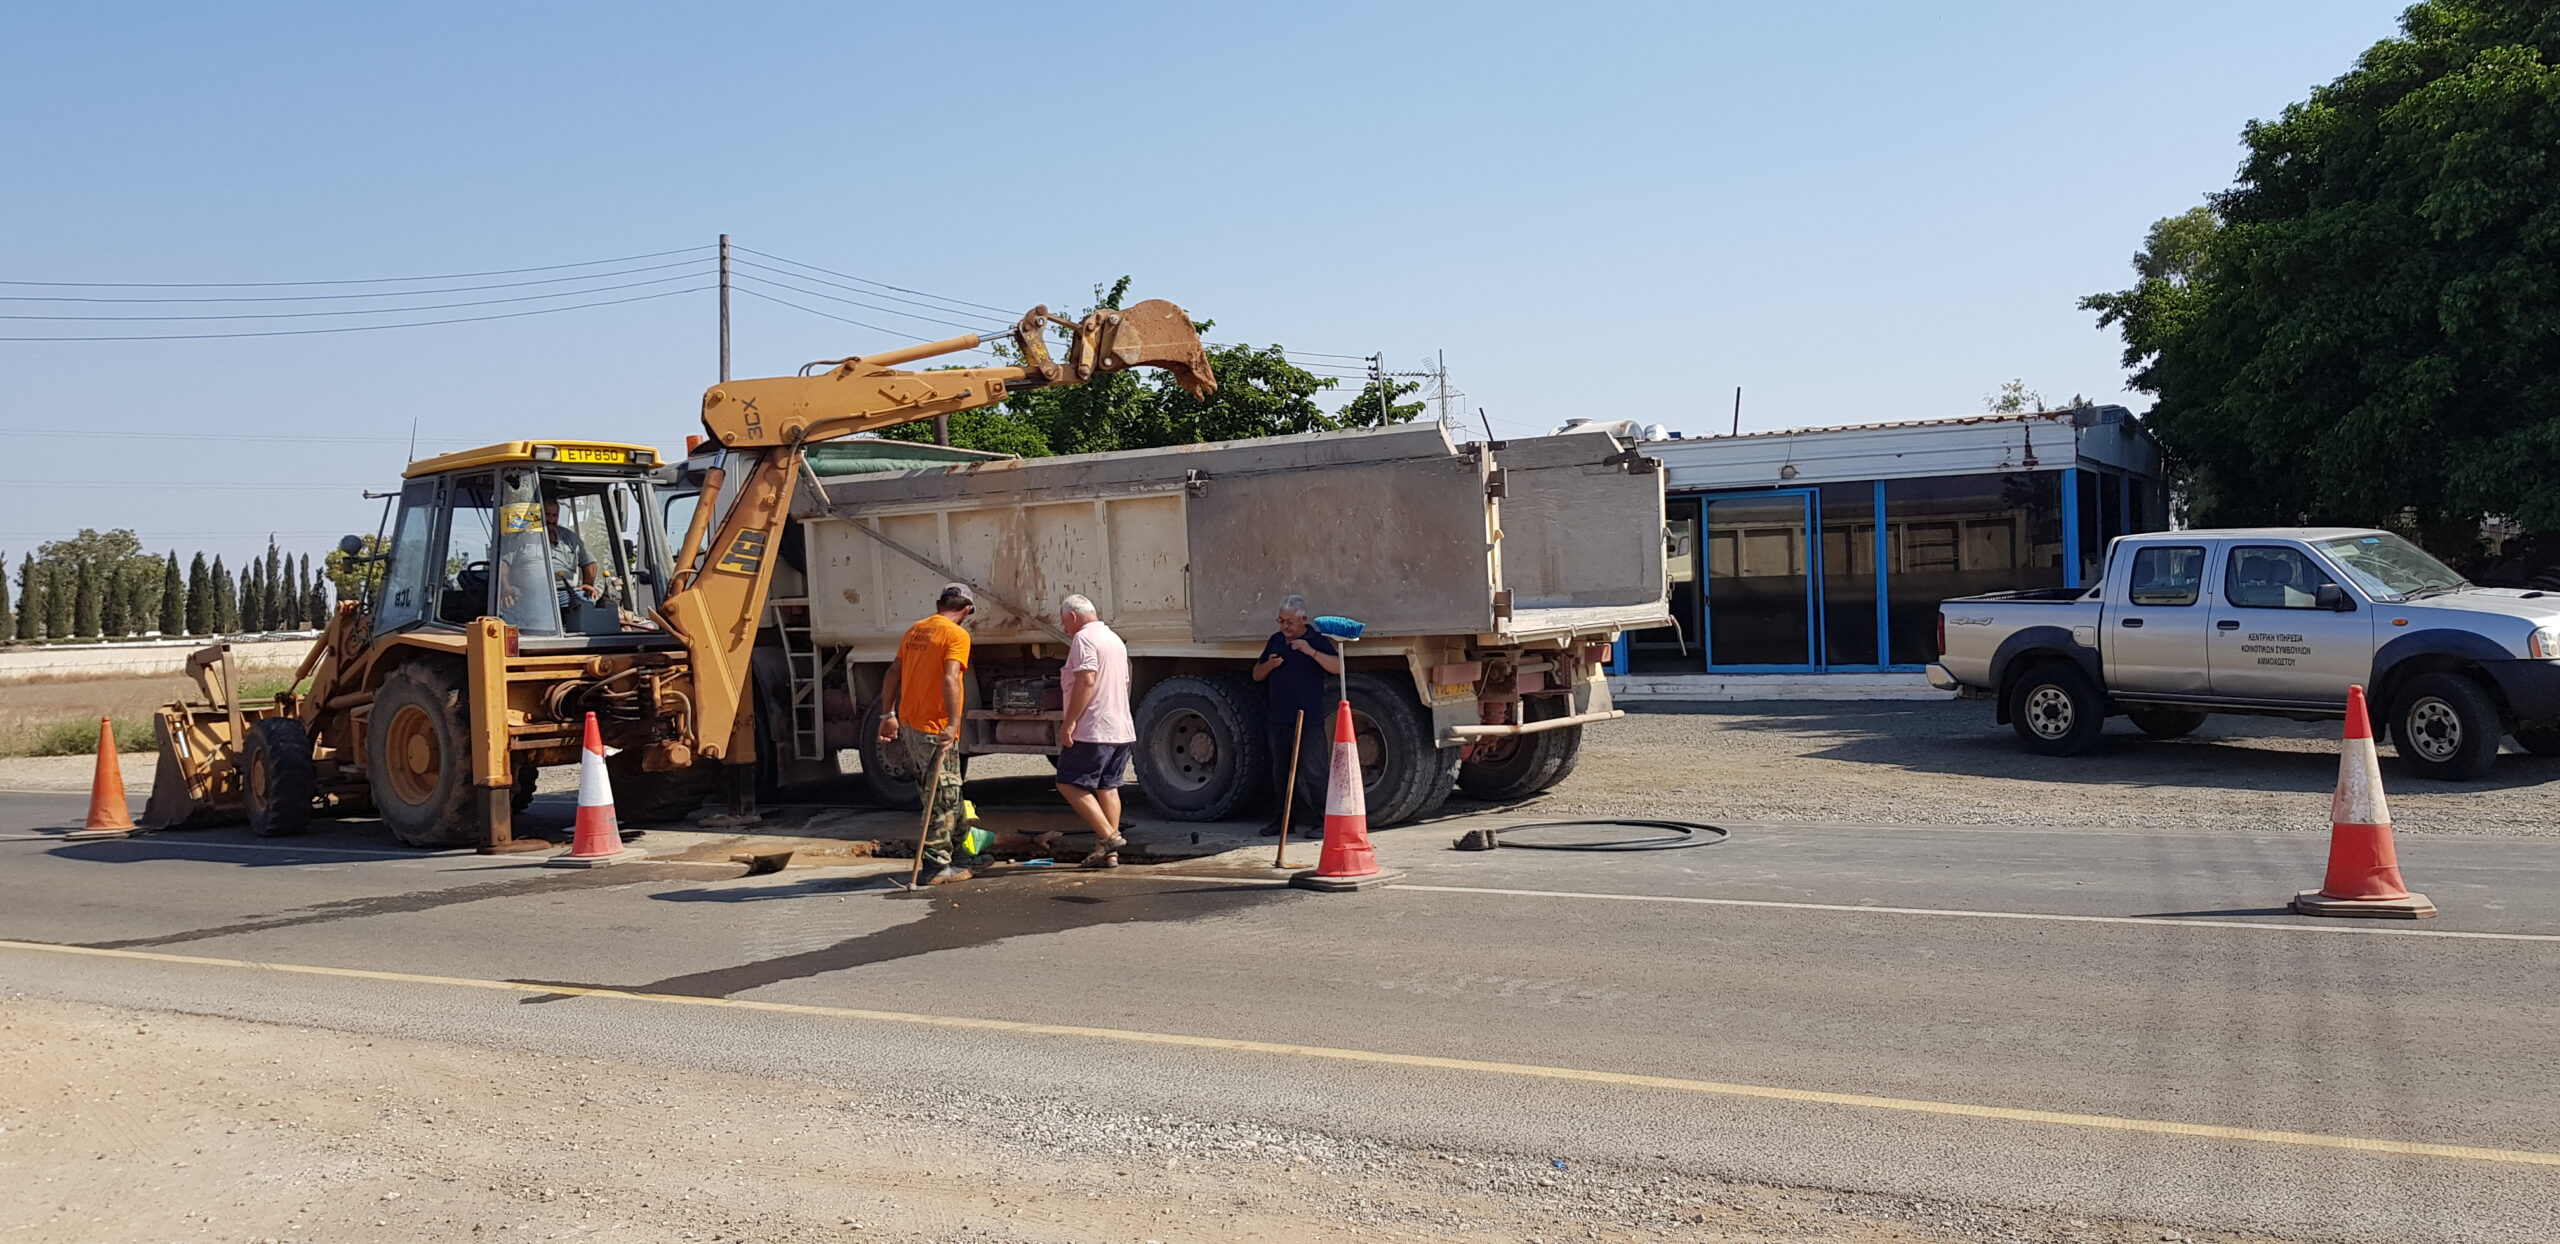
[{"xmin": 3, "ymin": 789, "xmax": 2556, "ymax": 1244}]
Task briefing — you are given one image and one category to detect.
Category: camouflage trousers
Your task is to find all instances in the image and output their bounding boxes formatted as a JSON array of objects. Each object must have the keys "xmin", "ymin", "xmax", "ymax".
[{"xmin": 898, "ymin": 726, "xmax": 969, "ymax": 868}]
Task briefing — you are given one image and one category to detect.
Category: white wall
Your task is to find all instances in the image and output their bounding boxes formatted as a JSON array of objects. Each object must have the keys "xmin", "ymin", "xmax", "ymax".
[{"xmin": 0, "ymin": 637, "xmax": 313, "ymax": 683}]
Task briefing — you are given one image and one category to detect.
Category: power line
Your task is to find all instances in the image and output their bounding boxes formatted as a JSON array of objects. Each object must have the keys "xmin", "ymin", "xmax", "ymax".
[
  {"xmin": 0, "ymin": 284, "xmax": 711, "ymax": 342},
  {"xmin": 729, "ymin": 286, "xmax": 1002, "ymax": 354},
  {"xmin": 0, "ymin": 269, "xmax": 713, "ymax": 322},
  {"xmin": 0, "ymin": 256, "xmax": 714, "ymax": 305},
  {"xmin": 728, "ymin": 259, "xmax": 1014, "ymax": 331},
  {"xmin": 0, "ymin": 480, "xmax": 361, "ymax": 490},
  {"xmin": 729, "ymin": 270, "xmax": 1006, "ymax": 335},
  {"xmin": 0, "ymin": 245, "xmax": 712, "ymax": 290},
  {"xmin": 0, "ymin": 427, "xmax": 479, "ymax": 446},
  {"xmin": 732, "ymin": 246, "xmax": 1018, "ymax": 316}
]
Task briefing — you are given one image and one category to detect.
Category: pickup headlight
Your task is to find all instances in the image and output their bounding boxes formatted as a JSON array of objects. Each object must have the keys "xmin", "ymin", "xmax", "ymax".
[{"xmin": 2531, "ymin": 627, "xmax": 2560, "ymax": 659}]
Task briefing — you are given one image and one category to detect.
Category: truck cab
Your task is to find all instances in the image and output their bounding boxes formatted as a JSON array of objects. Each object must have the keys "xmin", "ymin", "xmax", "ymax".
[{"xmin": 1930, "ymin": 528, "xmax": 2560, "ymax": 778}]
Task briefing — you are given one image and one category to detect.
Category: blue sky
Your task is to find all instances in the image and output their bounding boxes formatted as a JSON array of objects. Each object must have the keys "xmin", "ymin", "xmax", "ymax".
[{"xmin": 1, "ymin": 1, "xmax": 2410, "ymax": 565}]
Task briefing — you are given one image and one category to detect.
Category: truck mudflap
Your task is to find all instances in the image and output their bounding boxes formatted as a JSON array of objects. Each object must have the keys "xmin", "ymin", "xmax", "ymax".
[{"xmin": 2477, "ymin": 659, "xmax": 2560, "ymax": 724}]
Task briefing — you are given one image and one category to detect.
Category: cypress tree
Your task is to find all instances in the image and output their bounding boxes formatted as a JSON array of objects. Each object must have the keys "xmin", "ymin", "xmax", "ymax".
[
  {"xmin": 14, "ymin": 553, "xmax": 39, "ymax": 640},
  {"xmin": 159, "ymin": 552, "xmax": 183, "ymax": 635},
  {"xmin": 0, "ymin": 550, "xmax": 10, "ymax": 642},
  {"xmin": 185, "ymin": 553, "xmax": 210, "ymax": 635},
  {"xmin": 72, "ymin": 561, "xmax": 100, "ymax": 638},
  {"xmin": 306, "ymin": 554, "xmax": 329, "ymax": 626},
  {"xmin": 210, "ymin": 555, "xmax": 233, "ymax": 633},
  {"xmin": 262, "ymin": 539, "xmax": 282, "ymax": 630},
  {"xmin": 246, "ymin": 560, "xmax": 267, "ymax": 631},
  {"xmin": 45, "ymin": 561, "xmax": 72, "ymax": 638},
  {"xmin": 101, "ymin": 564, "xmax": 128, "ymax": 638}
]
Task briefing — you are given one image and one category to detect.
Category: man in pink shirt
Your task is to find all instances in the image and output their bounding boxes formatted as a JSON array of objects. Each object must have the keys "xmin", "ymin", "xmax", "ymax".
[{"xmin": 1053, "ymin": 593, "xmax": 1134, "ymax": 868}]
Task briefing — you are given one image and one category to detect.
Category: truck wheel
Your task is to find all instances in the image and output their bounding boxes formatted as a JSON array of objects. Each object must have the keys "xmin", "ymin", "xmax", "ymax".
[
  {"xmin": 1457, "ymin": 700, "xmax": 1583, "ymax": 801},
  {"xmin": 2390, "ymin": 672, "xmax": 2500, "ymax": 780},
  {"xmin": 1347, "ymin": 673, "xmax": 1462, "ymax": 826},
  {"xmin": 2125, "ymin": 707, "xmax": 2208, "ymax": 739},
  {"xmin": 512, "ymin": 760, "xmax": 538, "ymax": 814},
  {"xmin": 241, "ymin": 717, "xmax": 316, "ymax": 838},
  {"xmin": 607, "ymin": 751, "xmax": 719, "ymax": 822},
  {"xmin": 2513, "ymin": 726, "xmax": 2560, "ymax": 758},
  {"xmin": 853, "ymin": 703, "xmax": 922, "ymax": 811},
  {"xmin": 2006, "ymin": 662, "xmax": 2104, "ymax": 756},
  {"xmin": 1135, "ymin": 674, "xmax": 1268, "ymax": 821},
  {"xmin": 367, "ymin": 663, "xmax": 479, "ymax": 848}
]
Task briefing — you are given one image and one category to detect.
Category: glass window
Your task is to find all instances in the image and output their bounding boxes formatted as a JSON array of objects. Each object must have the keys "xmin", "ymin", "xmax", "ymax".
[
  {"xmin": 1627, "ymin": 496, "xmax": 1701, "ymax": 673},
  {"xmin": 1884, "ymin": 473, "xmax": 2063, "ymax": 665},
  {"xmin": 2224, "ymin": 545, "xmax": 2341, "ymax": 610},
  {"xmin": 434, "ymin": 474, "xmax": 501, "ymax": 627},
  {"xmin": 2313, "ymin": 533, "xmax": 2465, "ymax": 601},
  {"xmin": 2127, "ymin": 545, "xmax": 2204, "ymax": 606},
  {"xmin": 371, "ymin": 478, "xmax": 442, "ymax": 635},
  {"xmin": 1819, "ymin": 480, "xmax": 1879, "ymax": 666}
]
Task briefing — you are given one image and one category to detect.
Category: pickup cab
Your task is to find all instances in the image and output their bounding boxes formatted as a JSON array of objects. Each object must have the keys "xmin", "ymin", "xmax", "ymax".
[{"xmin": 1928, "ymin": 528, "xmax": 2560, "ymax": 779}]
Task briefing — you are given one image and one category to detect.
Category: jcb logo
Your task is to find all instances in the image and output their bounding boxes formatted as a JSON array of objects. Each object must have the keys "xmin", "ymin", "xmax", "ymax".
[{"xmin": 716, "ymin": 529, "xmax": 769, "ymax": 576}]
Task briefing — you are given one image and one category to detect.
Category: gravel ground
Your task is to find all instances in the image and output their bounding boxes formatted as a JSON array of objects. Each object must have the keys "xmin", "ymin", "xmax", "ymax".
[
  {"xmin": 2, "ymin": 997, "xmax": 2294, "ymax": 1244},
  {"xmin": 1450, "ymin": 699, "xmax": 2560, "ymax": 838}
]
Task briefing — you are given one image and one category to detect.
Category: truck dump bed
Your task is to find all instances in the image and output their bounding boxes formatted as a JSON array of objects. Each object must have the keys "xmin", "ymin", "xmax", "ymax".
[{"xmin": 796, "ymin": 424, "xmax": 1668, "ymax": 652}]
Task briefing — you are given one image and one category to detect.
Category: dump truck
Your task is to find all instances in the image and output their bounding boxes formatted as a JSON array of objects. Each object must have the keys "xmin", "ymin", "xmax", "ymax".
[
  {"xmin": 147, "ymin": 300, "xmax": 1220, "ymax": 846},
  {"xmin": 713, "ymin": 421, "xmax": 1673, "ymax": 827}
]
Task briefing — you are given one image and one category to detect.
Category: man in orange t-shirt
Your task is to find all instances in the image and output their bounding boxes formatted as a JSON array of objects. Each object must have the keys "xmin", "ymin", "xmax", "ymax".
[{"xmin": 877, "ymin": 583, "xmax": 976, "ymax": 883}]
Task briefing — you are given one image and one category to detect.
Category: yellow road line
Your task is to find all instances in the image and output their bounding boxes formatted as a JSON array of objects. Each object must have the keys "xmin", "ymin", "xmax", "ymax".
[{"xmin": 5, "ymin": 936, "xmax": 2555, "ymax": 1170}]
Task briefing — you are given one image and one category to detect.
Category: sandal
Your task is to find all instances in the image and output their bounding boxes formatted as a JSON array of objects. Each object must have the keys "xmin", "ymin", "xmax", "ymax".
[{"xmin": 1082, "ymin": 834, "xmax": 1127, "ymax": 869}]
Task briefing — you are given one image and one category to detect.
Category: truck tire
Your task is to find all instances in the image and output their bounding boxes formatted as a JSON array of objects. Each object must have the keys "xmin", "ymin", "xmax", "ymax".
[
  {"xmin": 608, "ymin": 751, "xmax": 719, "ymax": 823},
  {"xmin": 2389, "ymin": 671, "xmax": 2500, "ymax": 780},
  {"xmin": 2125, "ymin": 707, "xmax": 2208, "ymax": 739},
  {"xmin": 512, "ymin": 760, "xmax": 538, "ymax": 814},
  {"xmin": 241, "ymin": 717, "xmax": 316, "ymax": 838},
  {"xmin": 367, "ymin": 663, "xmax": 479, "ymax": 848},
  {"xmin": 1134, "ymin": 673, "xmax": 1269, "ymax": 821},
  {"xmin": 853, "ymin": 703, "xmax": 922, "ymax": 811},
  {"xmin": 1457, "ymin": 700, "xmax": 1583, "ymax": 801},
  {"xmin": 2513, "ymin": 726, "xmax": 2560, "ymax": 758},
  {"xmin": 1347, "ymin": 673, "xmax": 1461, "ymax": 826},
  {"xmin": 2006, "ymin": 661, "xmax": 2104, "ymax": 756}
]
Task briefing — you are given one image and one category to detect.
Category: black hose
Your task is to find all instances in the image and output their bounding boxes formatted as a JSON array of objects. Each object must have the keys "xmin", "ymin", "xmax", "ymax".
[{"xmin": 1453, "ymin": 819, "xmax": 1729, "ymax": 852}]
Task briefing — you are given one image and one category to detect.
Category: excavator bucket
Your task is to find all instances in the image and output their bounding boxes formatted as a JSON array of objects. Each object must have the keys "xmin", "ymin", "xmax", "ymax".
[{"xmin": 1093, "ymin": 299, "xmax": 1217, "ymax": 399}]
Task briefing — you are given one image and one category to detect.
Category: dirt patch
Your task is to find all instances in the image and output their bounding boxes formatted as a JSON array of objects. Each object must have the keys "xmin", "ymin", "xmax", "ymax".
[
  {"xmin": 0, "ymin": 671, "xmax": 298, "ymax": 757},
  {"xmin": 0, "ymin": 996, "xmax": 2294, "ymax": 1244}
]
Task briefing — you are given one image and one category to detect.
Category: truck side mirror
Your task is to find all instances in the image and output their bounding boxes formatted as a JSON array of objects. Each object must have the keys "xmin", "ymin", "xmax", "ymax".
[{"xmin": 2316, "ymin": 584, "xmax": 2353, "ymax": 611}]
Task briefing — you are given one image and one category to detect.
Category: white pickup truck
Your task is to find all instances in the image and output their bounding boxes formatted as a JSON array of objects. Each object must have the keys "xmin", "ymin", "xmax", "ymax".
[{"xmin": 1928, "ymin": 527, "xmax": 2560, "ymax": 779}]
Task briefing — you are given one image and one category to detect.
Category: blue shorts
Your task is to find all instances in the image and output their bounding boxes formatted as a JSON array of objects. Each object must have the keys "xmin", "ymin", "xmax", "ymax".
[{"xmin": 1052, "ymin": 740, "xmax": 1132, "ymax": 791}]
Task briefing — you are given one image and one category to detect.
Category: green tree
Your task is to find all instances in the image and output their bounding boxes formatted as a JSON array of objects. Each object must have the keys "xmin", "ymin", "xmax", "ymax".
[
  {"xmin": 0, "ymin": 550, "xmax": 10, "ymax": 642},
  {"xmin": 325, "ymin": 535, "xmax": 389, "ymax": 607},
  {"xmin": 246, "ymin": 559, "xmax": 268, "ymax": 631},
  {"xmin": 13, "ymin": 553, "xmax": 39, "ymax": 640},
  {"xmin": 185, "ymin": 553, "xmax": 210, "ymax": 635},
  {"xmin": 262, "ymin": 539, "xmax": 282, "ymax": 628},
  {"xmin": 210, "ymin": 555, "xmax": 234, "ymax": 633},
  {"xmin": 71, "ymin": 561, "xmax": 99, "ymax": 638},
  {"xmin": 100, "ymin": 562, "xmax": 128, "ymax": 637},
  {"xmin": 158, "ymin": 552, "xmax": 183, "ymax": 635},
  {"xmin": 1333, "ymin": 376, "xmax": 1427, "ymax": 429},
  {"xmin": 44, "ymin": 561, "xmax": 71, "ymax": 638},
  {"xmin": 2085, "ymin": 3, "xmax": 2560, "ymax": 544}
]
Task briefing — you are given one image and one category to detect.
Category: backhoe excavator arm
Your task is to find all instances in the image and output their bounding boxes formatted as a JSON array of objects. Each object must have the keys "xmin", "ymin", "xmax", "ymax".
[{"xmin": 656, "ymin": 299, "xmax": 1213, "ymax": 762}]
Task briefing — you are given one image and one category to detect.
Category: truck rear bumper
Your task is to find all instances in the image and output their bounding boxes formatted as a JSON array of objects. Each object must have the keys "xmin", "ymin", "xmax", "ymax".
[
  {"xmin": 1446, "ymin": 708, "xmax": 1626, "ymax": 738},
  {"xmin": 1924, "ymin": 663, "xmax": 1961, "ymax": 691}
]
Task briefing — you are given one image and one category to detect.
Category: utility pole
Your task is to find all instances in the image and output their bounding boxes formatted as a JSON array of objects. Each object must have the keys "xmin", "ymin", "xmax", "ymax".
[
  {"xmin": 1369, "ymin": 354, "xmax": 1386, "ymax": 425},
  {"xmin": 718, "ymin": 234, "xmax": 731, "ymax": 383},
  {"xmin": 1435, "ymin": 350, "xmax": 1450, "ymax": 429}
]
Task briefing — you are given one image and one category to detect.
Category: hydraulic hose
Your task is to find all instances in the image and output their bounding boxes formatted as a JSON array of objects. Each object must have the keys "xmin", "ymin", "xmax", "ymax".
[{"xmin": 1453, "ymin": 819, "xmax": 1730, "ymax": 852}]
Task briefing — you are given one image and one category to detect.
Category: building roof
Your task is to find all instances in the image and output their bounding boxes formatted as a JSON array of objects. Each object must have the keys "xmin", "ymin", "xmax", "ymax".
[{"xmin": 1694, "ymin": 406, "xmax": 2130, "ymax": 443}]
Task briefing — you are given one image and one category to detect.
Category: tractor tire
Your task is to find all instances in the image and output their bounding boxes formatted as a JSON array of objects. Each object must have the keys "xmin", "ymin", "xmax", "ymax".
[
  {"xmin": 512, "ymin": 760, "xmax": 538, "ymax": 814},
  {"xmin": 1133, "ymin": 673, "xmax": 1268, "ymax": 822},
  {"xmin": 367, "ymin": 663, "xmax": 479, "ymax": 848},
  {"xmin": 607, "ymin": 751, "xmax": 719, "ymax": 823},
  {"xmin": 1457, "ymin": 700, "xmax": 1584, "ymax": 802},
  {"xmin": 1345, "ymin": 673, "xmax": 1461, "ymax": 826},
  {"xmin": 2125, "ymin": 707, "xmax": 2208, "ymax": 739},
  {"xmin": 2006, "ymin": 661, "xmax": 2104, "ymax": 756},
  {"xmin": 241, "ymin": 717, "xmax": 317, "ymax": 838},
  {"xmin": 2390, "ymin": 671, "xmax": 2501, "ymax": 781},
  {"xmin": 854, "ymin": 702, "xmax": 922, "ymax": 811}
]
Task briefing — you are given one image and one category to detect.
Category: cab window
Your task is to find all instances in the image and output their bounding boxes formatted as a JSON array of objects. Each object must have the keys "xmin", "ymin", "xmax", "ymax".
[
  {"xmin": 2224, "ymin": 546, "xmax": 2340, "ymax": 610},
  {"xmin": 2126, "ymin": 545, "xmax": 2204, "ymax": 606}
]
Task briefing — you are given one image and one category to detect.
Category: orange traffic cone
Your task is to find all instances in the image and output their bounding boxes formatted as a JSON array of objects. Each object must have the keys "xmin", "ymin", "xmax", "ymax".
[
  {"xmin": 1289, "ymin": 700, "xmax": 1402, "ymax": 892},
  {"xmin": 63, "ymin": 718, "xmax": 136, "ymax": 842},
  {"xmin": 546, "ymin": 713, "xmax": 627, "ymax": 868},
  {"xmin": 2294, "ymin": 686, "xmax": 2434, "ymax": 918}
]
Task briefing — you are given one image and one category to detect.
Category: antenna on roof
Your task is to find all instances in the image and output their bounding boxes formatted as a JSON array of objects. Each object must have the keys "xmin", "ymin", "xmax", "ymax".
[{"xmin": 1730, "ymin": 387, "xmax": 1742, "ymax": 437}]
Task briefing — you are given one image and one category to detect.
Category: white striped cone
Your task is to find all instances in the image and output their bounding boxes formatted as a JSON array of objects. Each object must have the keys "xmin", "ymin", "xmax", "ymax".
[
  {"xmin": 1311, "ymin": 700, "xmax": 1381, "ymax": 877},
  {"xmin": 2296, "ymin": 684, "xmax": 2430, "ymax": 917},
  {"xmin": 563, "ymin": 712, "xmax": 624, "ymax": 860}
]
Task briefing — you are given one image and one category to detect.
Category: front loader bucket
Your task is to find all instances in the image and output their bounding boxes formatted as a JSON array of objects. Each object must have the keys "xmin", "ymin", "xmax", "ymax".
[
  {"xmin": 141, "ymin": 703, "xmax": 242, "ymax": 830},
  {"xmin": 1097, "ymin": 299, "xmax": 1217, "ymax": 399}
]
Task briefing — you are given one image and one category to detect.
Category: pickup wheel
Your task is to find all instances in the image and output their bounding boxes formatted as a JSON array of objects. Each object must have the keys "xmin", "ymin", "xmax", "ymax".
[
  {"xmin": 2006, "ymin": 662, "xmax": 2104, "ymax": 756},
  {"xmin": 2125, "ymin": 707, "xmax": 2208, "ymax": 739},
  {"xmin": 2389, "ymin": 672, "xmax": 2500, "ymax": 780},
  {"xmin": 2513, "ymin": 726, "xmax": 2560, "ymax": 758}
]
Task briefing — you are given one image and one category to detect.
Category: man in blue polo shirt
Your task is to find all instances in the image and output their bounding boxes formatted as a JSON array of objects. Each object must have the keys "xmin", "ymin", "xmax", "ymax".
[{"xmin": 1250, "ymin": 594, "xmax": 1340, "ymax": 835}]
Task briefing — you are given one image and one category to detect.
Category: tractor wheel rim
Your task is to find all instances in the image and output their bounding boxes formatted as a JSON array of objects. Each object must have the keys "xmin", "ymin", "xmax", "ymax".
[
  {"xmin": 384, "ymin": 704, "xmax": 443, "ymax": 806},
  {"xmin": 2409, "ymin": 698, "xmax": 2461, "ymax": 761},
  {"xmin": 2025, "ymin": 686, "xmax": 2075, "ymax": 738}
]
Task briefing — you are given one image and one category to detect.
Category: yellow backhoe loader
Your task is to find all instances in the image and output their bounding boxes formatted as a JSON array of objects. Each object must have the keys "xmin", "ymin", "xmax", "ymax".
[{"xmin": 146, "ymin": 299, "xmax": 1214, "ymax": 848}]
